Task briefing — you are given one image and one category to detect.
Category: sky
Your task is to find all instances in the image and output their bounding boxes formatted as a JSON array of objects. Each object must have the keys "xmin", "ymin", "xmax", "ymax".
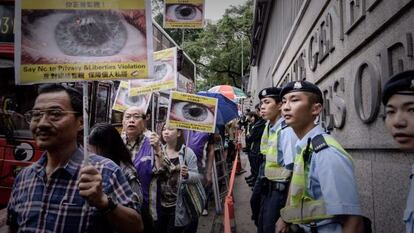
[{"xmin": 204, "ymin": 0, "xmax": 248, "ymax": 21}]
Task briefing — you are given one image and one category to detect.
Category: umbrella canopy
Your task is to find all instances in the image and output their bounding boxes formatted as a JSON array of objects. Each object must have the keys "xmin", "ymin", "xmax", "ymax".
[
  {"xmin": 197, "ymin": 91, "xmax": 239, "ymax": 126},
  {"xmin": 208, "ymin": 85, "xmax": 247, "ymax": 101}
]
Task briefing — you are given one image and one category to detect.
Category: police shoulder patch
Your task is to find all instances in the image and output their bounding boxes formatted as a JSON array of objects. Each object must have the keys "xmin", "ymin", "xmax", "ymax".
[{"xmin": 311, "ymin": 134, "xmax": 329, "ymax": 153}]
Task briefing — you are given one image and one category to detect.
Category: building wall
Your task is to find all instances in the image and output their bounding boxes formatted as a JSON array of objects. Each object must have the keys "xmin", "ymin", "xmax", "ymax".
[
  {"xmin": 254, "ymin": 0, "xmax": 414, "ymax": 232},
  {"xmin": 253, "ymin": 0, "xmax": 304, "ymax": 96}
]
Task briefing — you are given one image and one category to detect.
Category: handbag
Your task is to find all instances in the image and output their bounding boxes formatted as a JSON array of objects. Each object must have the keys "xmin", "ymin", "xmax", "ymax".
[
  {"xmin": 179, "ymin": 146, "xmax": 207, "ymax": 218},
  {"xmin": 181, "ymin": 179, "xmax": 207, "ymax": 218}
]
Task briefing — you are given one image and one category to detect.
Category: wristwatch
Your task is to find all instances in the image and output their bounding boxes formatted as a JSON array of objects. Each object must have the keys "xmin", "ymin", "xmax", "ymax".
[{"xmin": 99, "ymin": 196, "xmax": 118, "ymax": 215}]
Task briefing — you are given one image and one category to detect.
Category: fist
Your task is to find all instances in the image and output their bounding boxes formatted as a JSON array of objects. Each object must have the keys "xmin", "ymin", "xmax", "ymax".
[
  {"xmin": 180, "ymin": 165, "xmax": 189, "ymax": 179},
  {"xmin": 149, "ymin": 132, "xmax": 161, "ymax": 151},
  {"xmin": 78, "ymin": 165, "xmax": 107, "ymax": 209}
]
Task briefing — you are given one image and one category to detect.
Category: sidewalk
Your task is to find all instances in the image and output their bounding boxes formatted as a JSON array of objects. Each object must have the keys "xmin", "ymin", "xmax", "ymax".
[{"xmin": 197, "ymin": 151, "xmax": 256, "ymax": 233}]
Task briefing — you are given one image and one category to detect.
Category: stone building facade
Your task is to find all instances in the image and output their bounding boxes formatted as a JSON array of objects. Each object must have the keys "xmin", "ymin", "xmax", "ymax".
[{"xmin": 248, "ymin": 0, "xmax": 414, "ymax": 232}]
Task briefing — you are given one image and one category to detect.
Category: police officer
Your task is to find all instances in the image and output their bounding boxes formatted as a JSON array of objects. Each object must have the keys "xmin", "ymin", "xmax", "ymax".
[
  {"xmin": 250, "ymin": 87, "xmax": 298, "ymax": 233},
  {"xmin": 276, "ymin": 81, "xmax": 364, "ymax": 233},
  {"xmin": 382, "ymin": 70, "xmax": 414, "ymax": 232}
]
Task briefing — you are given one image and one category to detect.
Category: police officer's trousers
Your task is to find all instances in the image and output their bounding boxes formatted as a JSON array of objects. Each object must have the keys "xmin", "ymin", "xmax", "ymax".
[
  {"xmin": 250, "ymin": 160, "xmax": 265, "ymax": 226},
  {"xmin": 257, "ymin": 182, "xmax": 288, "ymax": 233}
]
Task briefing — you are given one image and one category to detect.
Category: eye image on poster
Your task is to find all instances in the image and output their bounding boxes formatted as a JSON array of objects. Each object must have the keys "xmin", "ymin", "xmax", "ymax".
[
  {"xmin": 163, "ymin": 0, "xmax": 204, "ymax": 29},
  {"xmin": 129, "ymin": 47, "xmax": 177, "ymax": 96},
  {"xmin": 113, "ymin": 81, "xmax": 150, "ymax": 112},
  {"xmin": 15, "ymin": 0, "xmax": 153, "ymax": 84},
  {"xmin": 167, "ymin": 91, "xmax": 217, "ymax": 133}
]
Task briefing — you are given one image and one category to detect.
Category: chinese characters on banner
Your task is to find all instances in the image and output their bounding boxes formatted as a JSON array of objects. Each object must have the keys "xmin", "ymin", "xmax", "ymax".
[
  {"xmin": 129, "ymin": 47, "xmax": 178, "ymax": 96},
  {"xmin": 15, "ymin": 0, "xmax": 153, "ymax": 84},
  {"xmin": 167, "ymin": 91, "xmax": 217, "ymax": 133},
  {"xmin": 163, "ymin": 0, "xmax": 204, "ymax": 29}
]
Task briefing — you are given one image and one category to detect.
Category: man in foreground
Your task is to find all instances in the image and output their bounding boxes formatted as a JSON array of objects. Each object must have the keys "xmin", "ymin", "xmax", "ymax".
[
  {"xmin": 382, "ymin": 70, "xmax": 414, "ymax": 232},
  {"xmin": 277, "ymin": 81, "xmax": 364, "ymax": 233},
  {"xmin": 7, "ymin": 84, "xmax": 142, "ymax": 233}
]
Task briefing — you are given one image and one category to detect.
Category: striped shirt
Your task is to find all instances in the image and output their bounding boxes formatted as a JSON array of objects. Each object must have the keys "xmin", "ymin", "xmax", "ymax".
[{"xmin": 7, "ymin": 148, "xmax": 140, "ymax": 233}]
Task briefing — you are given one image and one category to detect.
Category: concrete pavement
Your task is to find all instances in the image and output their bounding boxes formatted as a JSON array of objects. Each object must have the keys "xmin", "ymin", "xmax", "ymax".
[{"xmin": 197, "ymin": 151, "xmax": 256, "ymax": 233}]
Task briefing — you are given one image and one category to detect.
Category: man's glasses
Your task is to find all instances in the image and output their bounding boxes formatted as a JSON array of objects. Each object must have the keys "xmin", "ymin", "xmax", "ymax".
[
  {"xmin": 124, "ymin": 114, "xmax": 145, "ymax": 121},
  {"xmin": 24, "ymin": 109, "xmax": 78, "ymax": 123}
]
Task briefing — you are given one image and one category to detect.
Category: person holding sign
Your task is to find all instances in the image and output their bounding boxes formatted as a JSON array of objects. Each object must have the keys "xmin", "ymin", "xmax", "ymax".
[
  {"xmin": 6, "ymin": 84, "xmax": 143, "ymax": 233},
  {"xmin": 154, "ymin": 123, "xmax": 201, "ymax": 233},
  {"xmin": 121, "ymin": 106, "xmax": 163, "ymax": 228}
]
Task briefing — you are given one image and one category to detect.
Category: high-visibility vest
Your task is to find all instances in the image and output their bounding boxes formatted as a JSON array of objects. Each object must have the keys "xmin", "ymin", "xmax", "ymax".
[
  {"xmin": 260, "ymin": 122, "xmax": 270, "ymax": 156},
  {"xmin": 280, "ymin": 134, "xmax": 353, "ymax": 224},
  {"xmin": 261, "ymin": 121, "xmax": 292, "ymax": 181}
]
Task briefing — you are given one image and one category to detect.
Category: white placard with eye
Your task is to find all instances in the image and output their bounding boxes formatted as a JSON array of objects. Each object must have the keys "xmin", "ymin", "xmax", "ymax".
[
  {"xmin": 129, "ymin": 47, "xmax": 178, "ymax": 96},
  {"xmin": 166, "ymin": 91, "xmax": 218, "ymax": 133},
  {"xmin": 163, "ymin": 0, "xmax": 205, "ymax": 29},
  {"xmin": 113, "ymin": 81, "xmax": 150, "ymax": 113},
  {"xmin": 15, "ymin": 0, "xmax": 154, "ymax": 84}
]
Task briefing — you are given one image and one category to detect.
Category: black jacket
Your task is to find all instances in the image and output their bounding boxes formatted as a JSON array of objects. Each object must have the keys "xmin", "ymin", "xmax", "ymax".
[{"xmin": 245, "ymin": 118, "xmax": 266, "ymax": 154}]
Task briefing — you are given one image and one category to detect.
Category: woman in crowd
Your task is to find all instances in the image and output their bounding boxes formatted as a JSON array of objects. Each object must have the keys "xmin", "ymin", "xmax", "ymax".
[
  {"xmin": 88, "ymin": 123, "xmax": 153, "ymax": 233},
  {"xmin": 155, "ymin": 123, "xmax": 201, "ymax": 233}
]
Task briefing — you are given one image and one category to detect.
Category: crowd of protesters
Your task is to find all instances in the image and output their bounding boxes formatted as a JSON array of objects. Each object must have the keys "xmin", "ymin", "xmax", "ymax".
[{"xmin": 5, "ymin": 83, "xmax": 241, "ymax": 233}]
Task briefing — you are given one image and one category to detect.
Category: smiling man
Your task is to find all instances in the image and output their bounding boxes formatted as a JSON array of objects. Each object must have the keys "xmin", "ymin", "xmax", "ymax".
[
  {"xmin": 277, "ymin": 81, "xmax": 364, "ymax": 233},
  {"xmin": 6, "ymin": 84, "xmax": 142, "ymax": 233},
  {"xmin": 382, "ymin": 70, "xmax": 414, "ymax": 233}
]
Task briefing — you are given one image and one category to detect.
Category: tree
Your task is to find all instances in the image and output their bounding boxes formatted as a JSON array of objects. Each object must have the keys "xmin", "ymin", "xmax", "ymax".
[{"xmin": 185, "ymin": 0, "xmax": 253, "ymax": 90}]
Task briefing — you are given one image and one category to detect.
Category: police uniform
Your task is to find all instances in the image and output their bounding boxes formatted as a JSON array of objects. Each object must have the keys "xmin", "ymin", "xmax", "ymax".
[
  {"xmin": 250, "ymin": 87, "xmax": 298, "ymax": 233},
  {"xmin": 382, "ymin": 70, "xmax": 414, "ymax": 233},
  {"xmin": 279, "ymin": 81, "xmax": 363, "ymax": 233}
]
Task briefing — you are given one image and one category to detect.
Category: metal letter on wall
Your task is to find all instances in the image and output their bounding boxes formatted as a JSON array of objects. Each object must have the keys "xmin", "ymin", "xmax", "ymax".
[
  {"xmin": 354, "ymin": 62, "xmax": 381, "ymax": 123},
  {"xmin": 332, "ymin": 78, "xmax": 346, "ymax": 129}
]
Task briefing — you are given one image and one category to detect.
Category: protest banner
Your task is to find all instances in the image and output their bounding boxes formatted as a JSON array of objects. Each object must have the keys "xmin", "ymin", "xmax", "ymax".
[
  {"xmin": 129, "ymin": 47, "xmax": 177, "ymax": 95},
  {"xmin": 15, "ymin": 0, "xmax": 153, "ymax": 84},
  {"xmin": 113, "ymin": 81, "xmax": 150, "ymax": 112},
  {"xmin": 163, "ymin": 0, "xmax": 204, "ymax": 29},
  {"xmin": 166, "ymin": 91, "xmax": 217, "ymax": 133}
]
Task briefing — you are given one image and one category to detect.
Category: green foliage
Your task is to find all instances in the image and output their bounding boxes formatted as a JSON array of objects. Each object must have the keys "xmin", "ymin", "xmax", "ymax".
[{"xmin": 151, "ymin": 0, "xmax": 253, "ymax": 90}]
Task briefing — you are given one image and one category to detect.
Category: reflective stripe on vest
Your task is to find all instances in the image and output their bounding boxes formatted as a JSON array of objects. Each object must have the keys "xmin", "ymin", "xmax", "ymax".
[
  {"xmin": 260, "ymin": 122, "xmax": 270, "ymax": 155},
  {"xmin": 263, "ymin": 121, "xmax": 292, "ymax": 181},
  {"xmin": 280, "ymin": 135, "xmax": 352, "ymax": 224}
]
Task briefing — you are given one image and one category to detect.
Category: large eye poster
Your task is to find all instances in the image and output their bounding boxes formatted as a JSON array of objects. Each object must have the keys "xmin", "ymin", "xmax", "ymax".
[
  {"xmin": 163, "ymin": 0, "xmax": 204, "ymax": 29},
  {"xmin": 113, "ymin": 81, "xmax": 150, "ymax": 112},
  {"xmin": 15, "ymin": 0, "xmax": 153, "ymax": 84},
  {"xmin": 129, "ymin": 47, "xmax": 177, "ymax": 96},
  {"xmin": 167, "ymin": 91, "xmax": 217, "ymax": 133}
]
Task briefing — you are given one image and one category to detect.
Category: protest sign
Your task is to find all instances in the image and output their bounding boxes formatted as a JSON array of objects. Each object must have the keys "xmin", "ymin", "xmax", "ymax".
[
  {"xmin": 113, "ymin": 81, "xmax": 150, "ymax": 112},
  {"xmin": 163, "ymin": 0, "xmax": 204, "ymax": 29},
  {"xmin": 129, "ymin": 47, "xmax": 177, "ymax": 95},
  {"xmin": 166, "ymin": 91, "xmax": 217, "ymax": 133},
  {"xmin": 15, "ymin": 0, "xmax": 153, "ymax": 84}
]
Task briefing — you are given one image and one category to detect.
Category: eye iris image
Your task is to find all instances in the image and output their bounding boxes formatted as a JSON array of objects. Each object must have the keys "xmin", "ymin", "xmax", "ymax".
[
  {"xmin": 153, "ymin": 62, "xmax": 168, "ymax": 80},
  {"xmin": 55, "ymin": 11, "xmax": 127, "ymax": 56},
  {"xmin": 125, "ymin": 94, "xmax": 144, "ymax": 106},
  {"xmin": 182, "ymin": 103, "xmax": 208, "ymax": 121},
  {"xmin": 165, "ymin": 4, "xmax": 202, "ymax": 22},
  {"xmin": 175, "ymin": 5, "xmax": 196, "ymax": 20}
]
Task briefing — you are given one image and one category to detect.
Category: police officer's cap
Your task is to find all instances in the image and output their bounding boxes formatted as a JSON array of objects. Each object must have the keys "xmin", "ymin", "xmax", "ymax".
[
  {"xmin": 382, "ymin": 70, "xmax": 414, "ymax": 105},
  {"xmin": 280, "ymin": 80, "xmax": 323, "ymax": 104},
  {"xmin": 258, "ymin": 87, "xmax": 282, "ymax": 101}
]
